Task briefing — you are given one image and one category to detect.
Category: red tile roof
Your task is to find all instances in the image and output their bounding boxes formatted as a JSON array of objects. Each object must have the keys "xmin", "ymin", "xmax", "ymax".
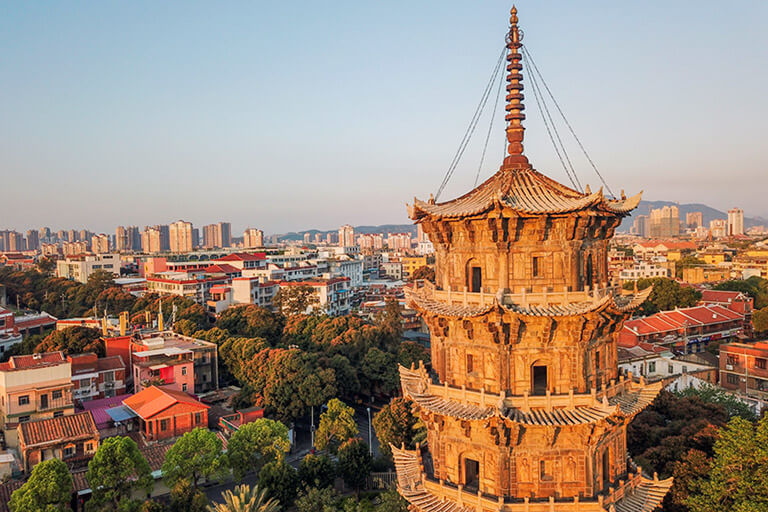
[
  {"xmin": 0, "ymin": 352, "xmax": 66, "ymax": 371},
  {"xmin": 0, "ymin": 480, "xmax": 24, "ymax": 512},
  {"xmin": 123, "ymin": 386, "xmax": 208, "ymax": 420},
  {"xmin": 205, "ymin": 263, "xmax": 241, "ymax": 274},
  {"xmin": 215, "ymin": 252, "xmax": 266, "ymax": 262},
  {"xmin": 18, "ymin": 411, "xmax": 98, "ymax": 448},
  {"xmin": 700, "ymin": 290, "xmax": 750, "ymax": 303}
]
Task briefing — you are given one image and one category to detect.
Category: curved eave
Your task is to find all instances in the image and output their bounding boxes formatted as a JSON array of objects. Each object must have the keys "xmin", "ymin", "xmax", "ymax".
[
  {"xmin": 611, "ymin": 286, "xmax": 653, "ymax": 313},
  {"xmin": 613, "ymin": 475, "xmax": 674, "ymax": 512}
]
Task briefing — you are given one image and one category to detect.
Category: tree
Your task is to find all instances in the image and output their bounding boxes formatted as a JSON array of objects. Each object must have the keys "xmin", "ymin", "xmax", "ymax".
[
  {"xmin": 397, "ymin": 342, "xmax": 430, "ymax": 369},
  {"xmin": 315, "ymin": 398, "xmax": 358, "ymax": 453},
  {"xmin": 10, "ymin": 459, "xmax": 73, "ymax": 512},
  {"xmin": 411, "ymin": 266, "xmax": 435, "ymax": 284},
  {"xmin": 169, "ymin": 479, "xmax": 207, "ymax": 512},
  {"xmin": 686, "ymin": 416, "xmax": 768, "ymax": 512},
  {"xmin": 373, "ymin": 397, "xmax": 426, "ymax": 459},
  {"xmin": 375, "ymin": 300, "xmax": 403, "ymax": 351},
  {"xmin": 208, "ymin": 484, "xmax": 280, "ymax": 512},
  {"xmin": 336, "ymin": 438, "xmax": 373, "ymax": 495},
  {"xmin": 361, "ymin": 347, "xmax": 399, "ymax": 397},
  {"xmin": 217, "ymin": 305, "xmax": 284, "ymax": 344},
  {"xmin": 227, "ymin": 419, "xmax": 291, "ymax": 479},
  {"xmin": 140, "ymin": 501, "xmax": 169, "ymax": 512},
  {"xmin": 85, "ymin": 436, "xmax": 153, "ymax": 511},
  {"xmin": 623, "ymin": 277, "xmax": 702, "ymax": 315},
  {"xmin": 295, "ymin": 487, "xmax": 340, "ymax": 512},
  {"xmin": 162, "ymin": 427, "xmax": 224, "ymax": 490},
  {"xmin": 35, "ymin": 326, "xmax": 105, "ymax": 356},
  {"xmin": 375, "ymin": 490, "xmax": 409, "ymax": 512},
  {"xmin": 298, "ymin": 453, "xmax": 336, "ymax": 489},
  {"xmin": 258, "ymin": 460, "xmax": 298, "ymax": 508},
  {"xmin": 676, "ymin": 383, "xmax": 756, "ymax": 421},
  {"xmin": 272, "ymin": 285, "xmax": 319, "ymax": 316},
  {"xmin": 714, "ymin": 276, "xmax": 768, "ymax": 309},
  {"xmin": 37, "ymin": 256, "xmax": 56, "ymax": 274},
  {"xmin": 753, "ymin": 306, "xmax": 768, "ymax": 335}
]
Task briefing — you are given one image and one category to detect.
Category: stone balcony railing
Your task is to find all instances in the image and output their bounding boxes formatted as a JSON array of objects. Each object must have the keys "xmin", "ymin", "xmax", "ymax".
[{"xmin": 411, "ymin": 279, "xmax": 623, "ymax": 309}]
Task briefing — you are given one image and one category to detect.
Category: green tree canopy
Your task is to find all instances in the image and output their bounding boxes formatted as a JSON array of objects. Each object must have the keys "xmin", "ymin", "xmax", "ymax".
[
  {"xmin": 227, "ymin": 418, "xmax": 291, "ymax": 479},
  {"xmin": 374, "ymin": 490, "xmax": 410, "ymax": 512},
  {"xmin": 272, "ymin": 285, "xmax": 319, "ymax": 316},
  {"xmin": 373, "ymin": 397, "xmax": 426, "ymax": 459},
  {"xmin": 85, "ymin": 436, "xmax": 153, "ymax": 511},
  {"xmin": 361, "ymin": 347, "xmax": 398, "ymax": 397},
  {"xmin": 315, "ymin": 398, "xmax": 358, "ymax": 453},
  {"xmin": 35, "ymin": 326, "xmax": 105, "ymax": 356},
  {"xmin": 217, "ymin": 305, "xmax": 284, "ymax": 344},
  {"xmin": 10, "ymin": 458, "xmax": 73, "ymax": 512},
  {"xmin": 169, "ymin": 479, "xmax": 207, "ymax": 512},
  {"xmin": 295, "ymin": 487, "xmax": 340, "ymax": 512},
  {"xmin": 298, "ymin": 453, "xmax": 336, "ymax": 490},
  {"xmin": 258, "ymin": 460, "xmax": 298, "ymax": 509},
  {"xmin": 336, "ymin": 438, "xmax": 373, "ymax": 495},
  {"xmin": 754, "ymin": 306, "xmax": 768, "ymax": 335},
  {"xmin": 162, "ymin": 427, "xmax": 224, "ymax": 490},
  {"xmin": 411, "ymin": 266, "xmax": 435, "ymax": 284},
  {"xmin": 686, "ymin": 415, "xmax": 768, "ymax": 512},
  {"xmin": 623, "ymin": 277, "xmax": 702, "ymax": 315},
  {"xmin": 714, "ymin": 276, "xmax": 768, "ymax": 309}
]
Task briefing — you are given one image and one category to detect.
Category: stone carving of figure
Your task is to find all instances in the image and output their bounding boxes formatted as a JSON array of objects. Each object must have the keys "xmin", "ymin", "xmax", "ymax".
[
  {"xmin": 565, "ymin": 456, "xmax": 576, "ymax": 481},
  {"xmin": 519, "ymin": 458, "xmax": 530, "ymax": 482}
]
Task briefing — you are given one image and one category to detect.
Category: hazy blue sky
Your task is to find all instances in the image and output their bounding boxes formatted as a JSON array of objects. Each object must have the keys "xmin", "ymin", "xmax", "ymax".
[{"xmin": 2, "ymin": 1, "xmax": 767, "ymax": 235}]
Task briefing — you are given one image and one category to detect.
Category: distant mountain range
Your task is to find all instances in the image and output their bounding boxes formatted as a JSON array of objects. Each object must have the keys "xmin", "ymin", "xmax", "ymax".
[
  {"xmin": 618, "ymin": 200, "xmax": 767, "ymax": 232},
  {"xmin": 277, "ymin": 224, "xmax": 417, "ymax": 242},
  {"xmin": 276, "ymin": 202, "xmax": 765, "ymax": 240}
]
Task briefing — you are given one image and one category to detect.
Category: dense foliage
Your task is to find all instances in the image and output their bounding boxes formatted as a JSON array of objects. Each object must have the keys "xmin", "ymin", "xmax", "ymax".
[
  {"xmin": 85, "ymin": 436, "xmax": 153, "ymax": 511},
  {"xmin": 162, "ymin": 427, "xmax": 225, "ymax": 490},
  {"xmin": 623, "ymin": 277, "xmax": 702, "ymax": 315},
  {"xmin": 373, "ymin": 397, "xmax": 426, "ymax": 459},
  {"xmin": 227, "ymin": 419, "xmax": 290, "ymax": 479},
  {"xmin": 9, "ymin": 459, "xmax": 73, "ymax": 512},
  {"xmin": 714, "ymin": 276, "xmax": 768, "ymax": 309}
]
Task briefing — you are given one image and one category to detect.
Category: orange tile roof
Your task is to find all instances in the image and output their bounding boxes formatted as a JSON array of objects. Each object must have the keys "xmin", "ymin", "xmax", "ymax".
[
  {"xmin": 18, "ymin": 411, "xmax": 98, "ymax": 448},
  {"xmin": 215, "ymin": 252, "xmax": 266, "ymax": 262},
  {"xmin": 123, "ymin": 386, "xmax": 208, "ymax": 420},
  {"xmin": 0, "ymin": 352, "xmax": 66, "ymax": 371}
]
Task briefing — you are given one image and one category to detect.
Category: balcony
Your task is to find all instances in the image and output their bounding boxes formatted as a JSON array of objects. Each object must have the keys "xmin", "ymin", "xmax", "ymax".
[{"xmin": 37, "ymin": 395, "xmax": 73, "ymax": 411}]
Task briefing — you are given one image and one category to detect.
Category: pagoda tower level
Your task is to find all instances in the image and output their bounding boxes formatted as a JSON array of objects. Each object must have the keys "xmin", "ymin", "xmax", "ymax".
[{"xmin": 393, "ymin": 7, "xmax": 672, "ymax": 512}]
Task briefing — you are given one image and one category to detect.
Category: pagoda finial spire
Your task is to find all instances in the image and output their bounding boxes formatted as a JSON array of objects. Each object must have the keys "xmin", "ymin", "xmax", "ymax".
[{"xmin": 504, "ymin": 6, "xmax": 528, "ymax": 167}]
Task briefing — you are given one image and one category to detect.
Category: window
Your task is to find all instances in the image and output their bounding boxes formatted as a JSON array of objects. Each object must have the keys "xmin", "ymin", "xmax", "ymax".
[
  {"xmin": 18, "ymin": 395, "xmax": 29, "ymax": 406},
  {"xmin": 467, "ymin": 354, "xmax": 474, "ymax": 374},
  {"xmin": 182, "ymin": 366, "xmax": 187, "ymax": 376},
  {"xmin": 86, "ymin": 443, "xmax": 94, "ymax": 452},
  {"xmin": 18, "ymin": 416, "xmax": 30, "ymax": 423},
  {"xmin": 160, "ymin": 419, "xmax": 169, "ymax": 432},
  {"xmin": 648, "ymin": 362, "xmax": 656, "ymax": 373},
  {"xmin": 104, "ymin": 371, "xmax": 114, "ymax": 383},
  {"xmin": 63, "ymin": 446, "xmax": 75, "ymax": 458},
  {"xmin": 533, "ymin": 257, "xmax": 541, "ymax": 278},
  {"xmin": 52, "ymin": 390, "xmax": 62, "ymax": 400},
  {"xmin": 668, "ymin": 364, "xmax": 674, "ymax": 374},
  {"xmin": 727, "ymin": 373, "xmax": 739, "ymax": 385},
  {"xmin": 757, "ymin": 359, "xmax": 766, "ymax": 370},
  {"xmin": 182, "ymin": 383, "xmax": 188, "ymax": 392},
  {"xmin": 727, "ymin": 355, "xmax": 739, "ymax": 366},
  {"xmin": 194, "ymin": 412, "xmax": 202, "ymax": 425},
  {"xmin": 54, "ymin": 411, "xmax": 64, "ymax": 418}
]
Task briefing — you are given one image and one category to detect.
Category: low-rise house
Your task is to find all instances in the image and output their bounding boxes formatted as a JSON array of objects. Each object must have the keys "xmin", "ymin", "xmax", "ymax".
[
  {"xmin": 277, "ymin": 277, "xmax": 351, "ymax": 316},
  {"xmin": 720, "ymin": 342, "xmax": 768, "ymax": 398},
  {"xmin": 123, "ymin": 386, "xmax": 209, "ymax": 442},
  {"xmin": 17, "ymin": 411, "xmax": 99, "ymax": 472},
  {"xmin": 56, "ymin": 253, "xmax": 119, "ymax": 283},
  {"xmin": 682, "ymin": 265, "xmax": 730, "ymax": 284},
  {"xmin": 617, "ymin": 339, "xmax": 716, "ymax": 383},
  {"xmin": 0, "ymin": 352, "xmax": 74, "ymax": 448},
  {"xmin": 68, "ymin": 353, "xmax": 126, "ymax": 403},
  {"xmin": 145, "ymin": 270, "xmax": 229, "ymax": 303},
  {"xmin": 80, "ymin": 393, "xmax": 134, "ymax": 438},
  {"xmin": 132, "ymin": 347, "xmax": 194, "ymax": 394},
  {"xmin": 231, "ymin": 277, "xmax": 279, "ymax": 309}
]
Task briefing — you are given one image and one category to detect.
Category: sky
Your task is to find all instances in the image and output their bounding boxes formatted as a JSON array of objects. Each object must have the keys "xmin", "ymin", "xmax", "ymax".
[{"xmin": 2, "ymin": 1, "xmax": 767, "ymax": 235}]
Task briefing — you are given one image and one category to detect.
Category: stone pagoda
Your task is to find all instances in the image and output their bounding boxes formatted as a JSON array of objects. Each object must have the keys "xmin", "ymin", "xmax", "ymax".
[{"xmin": 393, "ymin": 7, "xmax": 672, "ymax": 512}]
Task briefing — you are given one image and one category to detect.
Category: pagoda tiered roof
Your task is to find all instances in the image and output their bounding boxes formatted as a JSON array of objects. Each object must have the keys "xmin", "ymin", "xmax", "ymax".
[
  {"xmin": 400, "ymin": 365, "xmax": 662, "ymax": 426},
  {"xmin": 404, "ymin": 282, "xmax": 652, "ymax": 319},
  {"xmin": 409, "ymin": 166, "xmax": 641, "ymax": 222},
  {"xmin": 393, "ymin": 444, "xmax": 674, "ymax": 512}
]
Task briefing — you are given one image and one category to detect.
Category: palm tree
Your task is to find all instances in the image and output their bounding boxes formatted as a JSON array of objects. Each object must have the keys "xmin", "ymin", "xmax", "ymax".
[{"xmin": 207, "ymin": 484, "xmax": 280, "ymax": 512}]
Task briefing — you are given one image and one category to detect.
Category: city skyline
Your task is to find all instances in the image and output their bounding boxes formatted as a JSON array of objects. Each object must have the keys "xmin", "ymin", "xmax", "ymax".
[{"xmin": 3, "ymin": 1, "xmax": 767, "ymax": 233}]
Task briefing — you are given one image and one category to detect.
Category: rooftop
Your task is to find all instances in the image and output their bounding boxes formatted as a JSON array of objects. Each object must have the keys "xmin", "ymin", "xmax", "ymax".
[
  {"xmin": 18, "ymin": 411, "xmax": 98, "ymax": 448},
  {"xmin": 0, "ymin": 351, "xmax": 67, "ymax": 372},
  {"xmin": 123, "ymin": 386, "xmax": 208, "ymax": 419}
]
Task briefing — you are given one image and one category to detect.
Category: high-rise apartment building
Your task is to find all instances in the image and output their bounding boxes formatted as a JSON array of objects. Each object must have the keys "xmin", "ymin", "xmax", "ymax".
[
  {"xmin": 79, "ymin": 230, "xmax": 92, "ymax": 243},
  {"xmin": 192, "ymin": 228, "xmax": 200, "ymax": 249},
  {"xmin": 386, "ymin": 232, "xmax": 412, "ymax": 251},
  {"xmin": 116, "ymin": 226, "xmax": 142, "ymax": 251},
  {"xmin": 631, "ymin": 215, "xmax": 648, "ymax": 237},
  {"xmin": 203, "ymin": 222, "xmax": 232, "ymax": 249},
  {"xmin": 116, "ymin": 226, "xmax": 129, "ymax": 251},
  {"xmin": 710, "ymin": 219, "xmax": 727, "ymax": 238},
  {"xmin": 91, "ymin": 234, "xmax": 110, "ymax": 254},
  {"xmin": 244, "ymin": 228, "xmax": 263, "ymax": 248},
  {"xmin": 686, "ymin": 211, "xmax": 703, "ymax": 229},
  {"xmin": 141, "ymin": 226, "xmax": 164, "ymax": 253},
  {"xmin": 68, "ymin": 229, "xmax": 78, "ymax": 242},
  {"xmin": 39, "ymin": 227, "xmax": 51, "ymax": 241},
  {"xmin": 338, "ymin": 224, "xmax": 355, "ymax": 247},
  {"xmin": 728, "ymin": 208, "xmax": 744, "ymax": 236},
  {"xmin": 169, "ymin": 220, "xmax": 194, "ymax": 253},
  {"xmin": 649, "ymin": 205, "xmax": 680, "ymax": 238},
  {"xmin": 24, "ymin": 230, "xmax": 39, "ymax": 251}
]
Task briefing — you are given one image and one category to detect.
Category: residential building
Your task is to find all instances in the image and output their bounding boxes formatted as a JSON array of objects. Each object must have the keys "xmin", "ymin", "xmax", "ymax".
[
  {"xmin": 106, "ymin": 331, "xmax": 218, "ymax": 394},
  {"xmin": 682, "ymin": 266, "xmax": 729, "ymax": 284},
  {"xmin": 720, "ymin": 342, "xmax": 768, "ymax": 397},
  {"xmin": 728, "ymin": 207, "xmax": 744, "ymax": 236},
  {"xmin": 169, "ymin": 220, "xmax": 194, "ymax": 253},
  {"xmin": 631, "ymin": 215, "xmax": 648, "ymax": 237},
  {"xmin": 401, "ymin": 256, "xmax": 428, "ymax": 279},
  {"xmin": 699, "ymin": 289, "xmax": 754, "ymax": 335},
  {"xmin": 632, "ymin": 241, "xmax": 697, "ymax": 260},
  {"xmin": 231, "ymin": 277, "xmax": 279, "ymax": 309},
  {"xmin": 145, "ymin": 271, "xmax": 229, "ymax": 303},
  {"xmin": 123, "ymin": 386, "xmax": 209, "ymax": 442},
  {"xmin": 25, "ymin": 230, "xmax": 39, "ymax": 251},
  {"xmin": 56, "ymin": 253, "xmax": 120, "ymax": 283},
  {"xmin": 243, "ymin": 228, "xmax": 264, "ymax": 248},
  {"xmin": 358, "ymin": 233, "xmax": 384, "ymax": 251},
  {"xmin": 0, "ymin": 352, "xmax": 75, "ymax": 448},
  {"xmin": 338, "ymin": 224, "xmax": 355, "ymax": 248},
  {"xmin": 686, "ymin": 212, "xmax": 703, "ymax": 230},
  {"xmin": 116, "ymin": 226, "xmax": 141, "ymax": 252},
  {"xmin": 213, "ymin": 252, "xmax": 266, "ymax": 271},
  {"xmin": 17, "ymin": 411, "xmax": 99, "ymax": 472},
  {"xmin": 277, "ymin": 277, "xmax": 351, "ymax": 316},
  {"xmin": 61, "ymin": 241, "xmax": 89, "ymax": 256},
  {"xmin": 617, "ymin": 340, "xmax": 716, "ymax": 383},
  {"xmin": 90, "ymin": 234, "xmax": 110, "ymax": 254},
  {"xmin": 649, "ymin": 206, "xmax": 680, "ymax": 238},
  {"xmin": 327, "ymin": 258, "xmax": 364, "ymax": 287},
  {"xmin": 132, "ymin": 347, "xmax": 195, "ymax": 394},
  {"xmin": 68, "ymin": 353, "xmax": 127, "ymax": 403},
  {"xmin": 619, "ymin": 304, "xmax": 745, "ymax": 353},
  {"xmin": 381, "ymin": 260, "xmax": 403, "ymax": 280},
  {"xmin": 709, "ymin": 219, "xmax": 727, "ymax": 238},
  {"xmin": 386, "ymin": 232, "xmax": 412, "ymax": 251},
  {"xmin": 203, "ymin": 222, "xmax": 232, "ymax": 249}
]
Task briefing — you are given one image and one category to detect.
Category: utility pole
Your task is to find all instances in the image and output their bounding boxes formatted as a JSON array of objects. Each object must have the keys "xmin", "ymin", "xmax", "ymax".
[
  {"xmin": 367, "ymin": 407, "xmax": 372, "ymax": 455},
  {"xmin": 310, "ymin": 405, "xmax": 315, "ymax": 449}
]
